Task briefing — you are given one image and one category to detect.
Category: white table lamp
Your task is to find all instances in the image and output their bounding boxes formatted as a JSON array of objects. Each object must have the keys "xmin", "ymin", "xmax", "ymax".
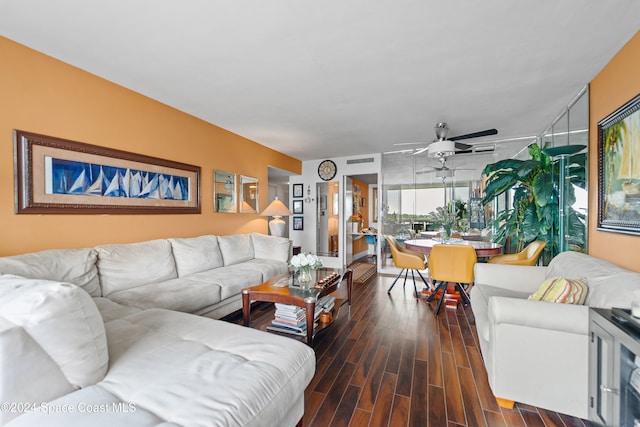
[{"xmin": 261, "ymin": 197, "xmax": 292, "ymax": 237}]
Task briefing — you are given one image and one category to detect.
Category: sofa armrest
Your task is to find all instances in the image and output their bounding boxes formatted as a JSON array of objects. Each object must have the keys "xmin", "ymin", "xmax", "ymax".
[
  {"xmin": 489, "ymin": 296, "xmax": 590, "ymax": 335},
  {"xmin": 474, "ymin": 263, "xmax": 547, "ymax": 292}
]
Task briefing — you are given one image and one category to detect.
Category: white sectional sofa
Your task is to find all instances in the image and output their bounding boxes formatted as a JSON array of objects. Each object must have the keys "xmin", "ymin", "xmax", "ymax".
[
  {"xmin": 471, "ymin": 251, "xmax": 640, "ymax": 419},
  {"xmin": 0, "ymin": 233, "xmax": 316, "ymax": 427},
  {"xmin": 0, "ymin": 232, "xmax": 291, "ymax": 319}
]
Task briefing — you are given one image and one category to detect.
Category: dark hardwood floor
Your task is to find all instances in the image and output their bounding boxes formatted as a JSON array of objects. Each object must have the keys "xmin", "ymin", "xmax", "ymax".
[{"xmin": 225, "ymin": 266, "xmax": 592, "ymax": 427}]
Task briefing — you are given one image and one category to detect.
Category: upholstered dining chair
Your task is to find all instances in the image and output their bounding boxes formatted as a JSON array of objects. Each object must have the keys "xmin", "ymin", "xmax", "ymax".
[
  {"xmin": 426, "ymin": 244, "xmax": 477, "ymax": 315},
  {"xmin": 487, "ymin": 240, "xmax": 546, "ymax": 266},
  {"xmin": 385, "ymin": 236, "xmax": 430, "ymax": 298}
]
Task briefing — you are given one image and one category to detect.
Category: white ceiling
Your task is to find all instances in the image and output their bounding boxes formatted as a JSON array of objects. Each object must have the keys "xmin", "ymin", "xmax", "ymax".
[{"xmin": 1, "ymin": 1, "xmax": 639, "ymax": 161}]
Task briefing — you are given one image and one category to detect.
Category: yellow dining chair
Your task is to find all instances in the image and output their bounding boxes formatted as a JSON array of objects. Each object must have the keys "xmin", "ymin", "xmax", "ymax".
[
  {"xmin": 386, "ymin": 236, "xmax": 430, "ymax": 298},
  {"xmin": 426, "ymin": 244, "xmax": 477, "ymax": 315},
  {"xmin": 487, "ymin": 240, "xmax": 546, "ymax": 266}
]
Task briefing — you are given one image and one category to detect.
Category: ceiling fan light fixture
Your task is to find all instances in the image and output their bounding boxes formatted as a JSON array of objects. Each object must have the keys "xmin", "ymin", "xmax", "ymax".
[
  {"xmin": 436, "ymin": 169, "xmax": 454, "ymax": 178},
  {"xmin": 428, "ymin": 139, "xmax": 456, "ymax": 158}
]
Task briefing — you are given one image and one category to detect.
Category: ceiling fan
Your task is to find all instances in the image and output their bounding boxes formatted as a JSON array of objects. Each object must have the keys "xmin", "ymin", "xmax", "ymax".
[
  {"xmin": 416, "ymin": 156, "xmax": 476, "ymax": 181},
  {"xmin": 412, "ymin": 122, "xmax": 498, "ymax": 157}
]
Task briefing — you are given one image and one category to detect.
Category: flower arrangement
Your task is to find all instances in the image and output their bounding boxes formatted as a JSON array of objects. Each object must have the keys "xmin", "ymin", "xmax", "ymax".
[
  {"xmin": 289, "ymin": 252, "xmax": 323, "ymax": 288},
  {"xmin": 425, "ymin": 204, "xmax": 457, "ymax": 239},
  {"xmin": 289, "ymin": 252, "xmax": 323, "ymax": 271},
  {"xmin": 349, "ymin": 213, "xmax": 363, "ymax": 222}
]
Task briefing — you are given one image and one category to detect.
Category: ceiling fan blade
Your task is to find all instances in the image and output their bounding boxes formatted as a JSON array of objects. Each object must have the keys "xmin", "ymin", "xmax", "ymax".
[
  {"xmin": 449, "ymin": 128, "xmax": 498, "ymax": 141},
  {"xmin": 454, "ymin": 142, "xmax": 472, "ymax": 151},
  {"xmin": 393, "ymin": 141, "xmax": 429, "ymax": 146},
  {"xmin": 413, "ymin": 147, "xmax": 429, "ymax": 155}
]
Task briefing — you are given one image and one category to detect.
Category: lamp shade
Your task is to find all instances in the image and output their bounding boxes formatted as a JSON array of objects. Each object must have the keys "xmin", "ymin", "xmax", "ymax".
[
  {"xmin": 261, "ymin": 197, "xmax": 292, "ymax": 217},
  {"xmin": 428, "ymin": 140, "xmax": 456, "ymax": 158}
]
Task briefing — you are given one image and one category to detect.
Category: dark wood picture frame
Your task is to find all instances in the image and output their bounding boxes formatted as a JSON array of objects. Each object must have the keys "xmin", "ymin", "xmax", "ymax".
[
  {"xmin": 292, "ymin": 183, "xmax": 303, "ymax": 198},
  {"xmin": 598, "ymin": 93, "xmax": 640, "ymax": 235},
  {"xmin": 292, "ymin": 199, "xmax": 303, "ymax": 214},
  {"xmin": 14, "ymin": 130, "xmax": 201, "ymax": 214},
  {"xmin": 293, "ymin": 216, "xmax": 304, "ymax": 230}
]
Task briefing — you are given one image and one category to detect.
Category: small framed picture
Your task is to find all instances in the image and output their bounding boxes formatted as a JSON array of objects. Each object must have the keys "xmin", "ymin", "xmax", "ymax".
[
  {"xmin": 292, "ymin": 200, "xmax": 303, "ymax": 214},
  {"xmin": 292, "ymin": 183, "xmax": 303, "ymax": 198},
  {"xmin": 293, "ymin": 216, "xmax": 304, "ymax": 230},
  {"xmin": 362, "ymin": 197, "xmax": 366, "ymax": 208}
]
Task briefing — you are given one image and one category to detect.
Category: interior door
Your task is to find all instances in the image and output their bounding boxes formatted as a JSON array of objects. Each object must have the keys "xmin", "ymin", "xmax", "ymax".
[{"xmin": 344, "ymin": 177, "xmax": 353, "ymax": 266}]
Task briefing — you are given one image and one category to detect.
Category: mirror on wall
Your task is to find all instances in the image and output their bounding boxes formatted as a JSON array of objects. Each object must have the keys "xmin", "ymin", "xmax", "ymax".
[
  {"xmin": 239, "ymin": 175, "xmax": 258, "ymax": 213},
  {"xmin": 214, "ymin": 170, "xmax": 236, "ymax": 213},
  {"xmin": 316, "ymin": 181, "xmax": 339, "ymax": 257}
]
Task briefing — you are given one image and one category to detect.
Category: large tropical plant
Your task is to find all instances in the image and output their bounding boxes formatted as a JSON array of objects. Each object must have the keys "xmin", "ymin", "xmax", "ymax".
[{"xmin": 481, "ymin": 143, "xmax": 586, "ymax": 260}]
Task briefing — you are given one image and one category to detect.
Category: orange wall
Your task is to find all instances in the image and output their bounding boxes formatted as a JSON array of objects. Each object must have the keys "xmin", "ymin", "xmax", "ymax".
[
  {"xmin": 0, "ymin": 36, "xmax": 301, "ymax": 256},
  {"xmin": 588, "ymin": 31, "xmax": 640, "ymax": 271}
]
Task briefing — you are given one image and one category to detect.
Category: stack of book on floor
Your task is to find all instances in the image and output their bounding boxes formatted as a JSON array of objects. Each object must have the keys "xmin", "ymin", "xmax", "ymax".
[{"xmin": 266, "ymin": 295, "xmax": 336, "ymax": 337}]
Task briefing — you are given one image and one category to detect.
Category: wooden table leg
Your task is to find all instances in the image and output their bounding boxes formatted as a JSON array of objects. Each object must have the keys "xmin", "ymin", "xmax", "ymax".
[
  {"xmin": 304, "ymin": 300, "xmax": 315, "ymax": 346},
  {"xmin": 242, "ymin": 292, "xmax": 251, "ymax": 327}
]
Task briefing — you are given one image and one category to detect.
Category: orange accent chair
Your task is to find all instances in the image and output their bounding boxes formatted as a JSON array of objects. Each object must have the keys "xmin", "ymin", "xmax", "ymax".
[
  {"xmin": 386, "ymin": 236, "xmax": 430, "ymax": 298},
  {"xmin": 426, "ymin": 244, "xmax": 477, "ymax": 315},
  {"xmin": 487, "ymin": 240, "xmax": 546, "ymax": 266}
]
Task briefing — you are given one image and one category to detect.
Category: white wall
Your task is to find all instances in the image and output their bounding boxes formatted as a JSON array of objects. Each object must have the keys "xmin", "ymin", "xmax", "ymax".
[{"xmin": 289, "ymin": 153, "xmax": 381, "ymax": 268}]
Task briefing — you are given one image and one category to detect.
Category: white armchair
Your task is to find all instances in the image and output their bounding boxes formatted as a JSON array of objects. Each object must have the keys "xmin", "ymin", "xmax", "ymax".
[{"xmin": 470, "ymin": 252, "xmax": 640, "ymax": 419}]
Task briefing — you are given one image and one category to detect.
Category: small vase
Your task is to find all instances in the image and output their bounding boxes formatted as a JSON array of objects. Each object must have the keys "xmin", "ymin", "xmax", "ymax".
[
  {"xmin": 297, "ymin": 268, "xmax": 313, "ymax": 289},
  {"xmin": 440, "ymin": 227, "xmax": 452, "ymax": 242}
]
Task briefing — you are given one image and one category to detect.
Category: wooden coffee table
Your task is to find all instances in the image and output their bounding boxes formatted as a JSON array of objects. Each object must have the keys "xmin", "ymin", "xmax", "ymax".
[{"xmin": 242, "ymin": 268, "xmax": 351, "ymax": 346}]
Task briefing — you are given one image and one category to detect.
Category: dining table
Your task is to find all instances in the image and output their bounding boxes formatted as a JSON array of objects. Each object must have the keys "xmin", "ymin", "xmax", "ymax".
[
  {"xmin": 419, "ymin": 231, "xmax": 484, "ymax": 241},
  {"xmin": 404, "ymin": 238, "xmax": 503, "ymax": 310},
  {"xmin": 404, "ymin": 238, "xmax": 503, "ymax": 257}
]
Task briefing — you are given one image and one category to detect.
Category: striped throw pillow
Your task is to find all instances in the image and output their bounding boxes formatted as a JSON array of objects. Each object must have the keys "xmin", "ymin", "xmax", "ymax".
[{"xmin": 529, "ymin": 276, "xmax": 588, "ymax": 304}]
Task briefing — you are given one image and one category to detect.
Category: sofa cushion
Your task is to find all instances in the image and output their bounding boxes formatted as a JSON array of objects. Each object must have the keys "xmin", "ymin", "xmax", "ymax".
[
  {"xmin": 0, "ymin": 275, "xmax": 108, "ymax": 388},
  {"xmin": 97, "ymin": 239, "xmax": 177, "ymax": 296},
  {"xmin": 0, "ymin": 317, "xmax": 75, "ymax": 425},
  {"xmin": 226, "ymin": 259, "xmax": 288, "ymax": 283},
  {"xmin": 99, "ymin": 309, "xmax": 315, "ymax": 427},
  {"xmin": 169, "ymin": 235, "xmax": 224, "ymax": 276},
  {"xmin": 0, "ymin": 248, "xmax": 100, "ymax": 297},
  {"xmin": 529, "ymin": 276, "xmax": 588, "ymax": 305},
  {"xmin": 251, "ymin": 233, "xmax": 290, "ymax": 262},
  {"xmin": 7, "ymin": 309, "xmax": 316, "ymax": 427},
  {"xmin": 92, "ymin": 297, "xmax": 142, "ymax": 323},
  {"xmin": 588, "ymin": 277, "xmax": 640, "ymax": 309},
  {"xmin": 218, "ymin": 234, "xmax": 254, "ymax": 266},
  {"xmin": 188, "ymin": 267, "xmax": 263, "ymax": 300},
  {"xmin": 547, "ymin": 251, "xmax": 640, "ymax": 308},
  {"xmin": 107, "ymin": 278, "xmax": 222, "ymax": 313}
]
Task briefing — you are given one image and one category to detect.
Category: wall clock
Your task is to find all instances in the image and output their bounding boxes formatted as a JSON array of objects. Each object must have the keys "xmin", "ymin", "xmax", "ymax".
[{"xmin": 318, "ymin": 160, "xmax": 337, "ymax": 181}]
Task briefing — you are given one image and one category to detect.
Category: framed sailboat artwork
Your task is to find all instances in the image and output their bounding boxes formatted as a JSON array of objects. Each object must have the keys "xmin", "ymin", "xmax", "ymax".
[
  {"xmin": 14, "ymin": 130, "xmax": 200, "ymax": 214},
  {"xmin": 598, "ymin": 93, "xmax": 640, "ymax": 235}
]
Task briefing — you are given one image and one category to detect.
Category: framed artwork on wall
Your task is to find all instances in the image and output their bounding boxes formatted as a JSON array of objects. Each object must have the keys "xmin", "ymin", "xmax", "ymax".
[
  {"xmin": 14, "ymin": 130, "xmax": 200, "ymax": 214},
  {"xmin": 598, "ymin": 93, "xmax": 640, "ymax": 235},
  {"xmin": 292, "ymin": 199, "xmax": 303, "ymax": 214},
  {"xmin": 292, "ymin": 183, "xmax": 303, "ymax": 198},
  {"xmin": 293, "ymin": 216, "xmax": 304, "ymax": 230}
]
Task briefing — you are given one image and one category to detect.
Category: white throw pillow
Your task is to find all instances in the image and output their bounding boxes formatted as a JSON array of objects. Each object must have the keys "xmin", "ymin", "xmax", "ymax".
[
  {"xmin": 0, "ymin": 275, "xmax": 108, "ymax": 387},
  {"xmin": 97, "ymin": 239, "xmax": 177, "ymax": 296},
  {"xmin": 0, "ymin": 248, "xmax": 101, "ymax": 296},
  {"xmin": 218, "ymin": 234, "xmax": 254, "ymax": 266},
  {"xmin": 169, "ymin": 235, "xmax": 224, "ymax": 276},
  {"xmin": 251, "ymin": 233, "xmax": 290, "ymax": 262}
]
